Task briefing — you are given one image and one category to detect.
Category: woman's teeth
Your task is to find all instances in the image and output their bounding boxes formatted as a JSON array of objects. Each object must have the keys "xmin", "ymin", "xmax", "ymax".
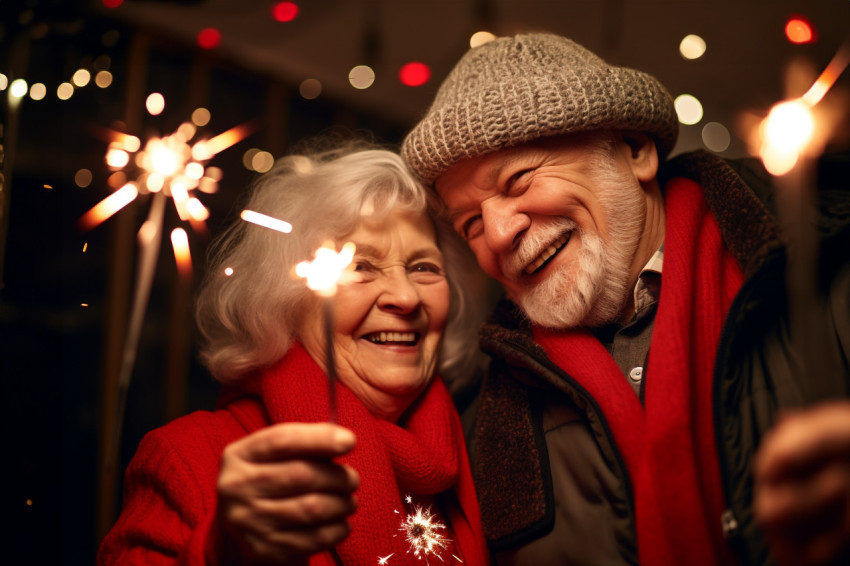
[
  {"xmin": 525, "ymin": 233, "xmax": 570, "ymax": 275},
  {"xmin": 367, "ymin": 331, "xmax": 417, "ymax": 344}
]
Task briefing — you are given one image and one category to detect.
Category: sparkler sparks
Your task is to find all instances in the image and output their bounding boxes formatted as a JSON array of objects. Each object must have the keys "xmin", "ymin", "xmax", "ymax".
[
  {"xmin": 294, "ymin": 241, "xmax": 356, "ymax": 423},
  {"xmin": 392, "ymin": 498, "xmax": 461, "ymax": 564}
]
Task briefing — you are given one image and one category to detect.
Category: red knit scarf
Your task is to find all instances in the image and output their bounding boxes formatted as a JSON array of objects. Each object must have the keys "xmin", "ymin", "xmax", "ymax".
[
  {"xmin": 256, "ymin": 343, "xmax": 488, "ymax": 566},
  {"xmin": 534, "ymin": 178, "xmax": 744, "ymax": 565}
]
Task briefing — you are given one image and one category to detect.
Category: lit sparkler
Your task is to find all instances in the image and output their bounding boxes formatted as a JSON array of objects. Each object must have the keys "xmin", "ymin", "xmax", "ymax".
[
  {"xmin": 81, "ymin": 114, "xmax": 253, "ymax": 467},
  {"xmin": 391, "ymin": 496, "xmax": 461, "ymax": 564},
  {"xmin": 295, "ymin": 241, "xmax": 356, "ymax": 422},
  {"xmin": 755, "ymin": 38, "xmax": 850, "ymax": 402}
]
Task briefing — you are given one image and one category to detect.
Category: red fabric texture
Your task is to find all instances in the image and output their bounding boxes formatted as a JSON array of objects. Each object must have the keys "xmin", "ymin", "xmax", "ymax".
[
  {"xmin": 534, "ymin": 178, "xmax": 744, "ymax": 566},
  {"xmin": 98, "ymin": 343, "xmax": 487, "ymax": 566}
]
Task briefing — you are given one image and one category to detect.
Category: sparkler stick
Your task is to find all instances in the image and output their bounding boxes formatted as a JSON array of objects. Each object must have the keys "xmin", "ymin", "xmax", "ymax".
[
  {"xmin": 108, "ymin": 191, "xmax": 166, "ymax": 464},
  {"xmin": 757, "ymin": 40, "xmax": 850, "ymax": 402},
  {"xmin": 295, "ymin": 242, "xmax": 356, "ymax": 422}
]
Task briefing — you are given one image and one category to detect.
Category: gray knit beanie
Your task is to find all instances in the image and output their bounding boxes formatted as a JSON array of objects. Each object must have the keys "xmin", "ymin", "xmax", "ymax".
[{"xmin": 402, "ymin": 33, "xmax": 679, "ymax": 186}]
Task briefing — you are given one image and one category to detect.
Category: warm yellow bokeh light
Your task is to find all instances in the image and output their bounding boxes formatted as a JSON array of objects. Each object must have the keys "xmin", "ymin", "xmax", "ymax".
[
  {"xmin": 679, "ymin": 34, "xmax": 707, "ymax": 60},
  {"xmin": 674, "ymin": 94, "xmax": 704, "ymax": 125},
  {"xmin": 106, "ymin": 147, "xmax": 130, "ymax": 169},
  {"xmin": 72, "ymin": 69, "xmax": 91, "ymax": 87},
  {"xmin": 470, "ymin": 31, "xmax": 496, "ymax": 48},
  {"xmin": 0, "ymin": 73, "xmax": 8, "ymax": 90},
  {"xmin": 57, "ymin": 82, "xmax": 74, "ymax": 100},
  {"xmin": 10, "ymin": 78, "xmax": 28, "ymax": 98},
  {"xmin": 146, "ymin": 92, "xmax": 166, "ymax": 115},
  {"xmin": 29, "ymin": 83, "xmax": 46, "ymax": 100},
  {"xmin": 191, "ymin": 107, "xmax": 211, "ymax": 126},
  {"xmin": 251, "ymin": 150, "xmax": 275, "ymax": 173},
  {"xmin": 349, "ymin": 65, "xmax": 375, "ymax": 89},
  {"xmin": 95, "ymin": 70, "xmax": 113, "ymax": 88}
]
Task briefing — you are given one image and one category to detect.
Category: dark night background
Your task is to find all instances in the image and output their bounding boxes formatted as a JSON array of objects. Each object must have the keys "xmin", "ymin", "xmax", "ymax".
[{"xmin": 1, "ymin": 0, "xmax": 847, "ymax": 563}]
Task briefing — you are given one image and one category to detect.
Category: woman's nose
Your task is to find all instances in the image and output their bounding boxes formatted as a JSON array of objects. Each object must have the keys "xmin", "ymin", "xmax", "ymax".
[
  {"xmin": 376, "ymin": 270, "xmax": 421, "ymax": 314},
  {"xmin": 481, "ymin": 198, "xmax": 529, "ymax": 254}
]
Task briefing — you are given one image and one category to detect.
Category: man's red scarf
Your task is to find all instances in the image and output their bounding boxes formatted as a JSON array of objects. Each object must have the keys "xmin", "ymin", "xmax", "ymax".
[
  {"xmin": 534, "ymin": 178, "xmax": 744, "ymax": 565},
  {"xmin": 257, "ymin": 344, "xmax": 488, "ymax": 566}
]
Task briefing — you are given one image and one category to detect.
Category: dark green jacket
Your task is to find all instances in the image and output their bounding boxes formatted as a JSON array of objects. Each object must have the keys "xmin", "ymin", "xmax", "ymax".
[{"xmin": 466, "ymin": 150, "xmax": 850, "ymax": 565}]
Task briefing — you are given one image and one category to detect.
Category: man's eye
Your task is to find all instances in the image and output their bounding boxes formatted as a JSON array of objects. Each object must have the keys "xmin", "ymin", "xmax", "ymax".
[
  {"xmin": 353, "ymin": 261, "xmax": 373, "ymax": 272},
  {"xmin": 460, "ymin": 215, "xmax": 483, "ymax": 240},
  {"xmin": 506, "ymin": 169, "xmax": 533, "ymax": 195}
]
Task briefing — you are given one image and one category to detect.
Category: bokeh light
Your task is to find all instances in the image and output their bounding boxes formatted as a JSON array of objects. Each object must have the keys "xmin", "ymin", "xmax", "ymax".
[
  {"xmin": 242, "ymin": 148, "xmax": 259, "ymax": 170},
  {"xmin": 146, "ymin": 92, "xmax": 165, "ymax": 115},
  {"xmin": 349, "ymin": 65, "xmax": 375, "ymax": 89},
  {"xmin": 299, "ymin": 78, "xmax": 322, "ymax": 99},
  {"xmin": 470, "ymin": 31, "xmax": 496, "ymax": 48},
  {"xmin": 102, "ymin": 0, "xmax": 123, "ymax": 7},
  {"xmin": 224, "ymin": 267, "xmax": 234, "ymax": 276},
  {"xmin": 72, "ymin": 69, "xmax": 91, "ymax": 87},
  {"xmin": 679, "ymin": 34, "xmax": 707, "ymax": 60},
  {"xmin": 701, "ymin": 122, "xmax": 731, "ymax": 153},
  {"xmin": 399, "ymin": 62, "xmax": 431, "ymax": 87},
  {"xmin": 57, "ymin": 82, "xmax": 74, "ymax": 100},
  {"xmin": 0, "ymin": 73, "xmax": 8, "ymax": 90},
  {"xmin": 191, "ymin": 107, "xmax": 211, "ymax": 126},
  {"xmin": 75, "ymin": 168, "xmax": 94, "ymax": 188},
  {"xmin": 272, "ymin": 2, "xmax": 299, "ymax": 22},
  {"xmin": 674, "ymin": 94, "xmax": 703, "ymax": 125},
  {"xmin": 10, "ymin": 79, "xmax": 28, "ymax": 98},
  {"xmin": 251, "ymin": 151, "xmax": 275, "ymax": 173},
  {"xmin": 29, "ymin": 83, "xmax": 46, "ymax": 100},
  {"xmin": 197, "ymin": 28, "xmax": 221, "ymax": 49},
  {"xmin": 785, "ymin": 17, "xmax": 815, "ymax": 44},
  {"xmin": 95, "ymin": 70, "xmax": 113, "ymax": 88}
]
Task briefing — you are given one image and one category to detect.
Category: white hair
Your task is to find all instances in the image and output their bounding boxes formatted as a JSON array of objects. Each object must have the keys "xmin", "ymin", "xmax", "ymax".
[{"xmin": 195, "ymin": 141, "xmax": 489, "ymax": 386}]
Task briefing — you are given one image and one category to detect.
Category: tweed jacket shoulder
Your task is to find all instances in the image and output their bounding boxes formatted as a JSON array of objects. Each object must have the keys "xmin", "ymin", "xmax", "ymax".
[{"xmin": 468, "ymin": 149, "xmax": 850, "ymax": 565}]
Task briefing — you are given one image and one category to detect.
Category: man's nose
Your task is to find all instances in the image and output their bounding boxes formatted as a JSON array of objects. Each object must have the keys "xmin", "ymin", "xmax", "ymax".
[{"xmin": 481, "ymin": 198, "xmax": 529, "ymax": 254}]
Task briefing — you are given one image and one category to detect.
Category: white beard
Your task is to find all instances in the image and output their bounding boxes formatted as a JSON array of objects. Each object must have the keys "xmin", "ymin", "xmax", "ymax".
[{"xmin": 503, "ymin": 152, "xmax": 646, "ymax": 329}]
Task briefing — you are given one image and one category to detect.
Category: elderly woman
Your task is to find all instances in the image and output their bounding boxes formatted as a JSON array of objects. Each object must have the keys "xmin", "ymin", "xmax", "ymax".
[{"xmin": 97, "ymin": 143, "xmax": 490, "ymax": 565}]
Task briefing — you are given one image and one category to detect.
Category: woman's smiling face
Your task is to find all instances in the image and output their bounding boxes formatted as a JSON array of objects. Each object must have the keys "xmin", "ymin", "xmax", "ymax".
[{"xmin": 298, "ymin": 210, "xmax": 450, "ymax": 422}]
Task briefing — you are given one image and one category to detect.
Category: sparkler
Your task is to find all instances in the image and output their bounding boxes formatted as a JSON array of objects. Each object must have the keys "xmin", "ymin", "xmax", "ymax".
[
  {"xmin": 391, "ymin": 495, "xmax": 461, "ymax": 564},
  {"xmin": 755, "ymin": 38, "xmax": 850, "ymax": 402},
  {"xmin": 295, "ymin": 241, "xmax": 356, "ymax": 422},
  {"xmin": 80, "ymin": 116, "xmax": 253, "ymax": 466}
]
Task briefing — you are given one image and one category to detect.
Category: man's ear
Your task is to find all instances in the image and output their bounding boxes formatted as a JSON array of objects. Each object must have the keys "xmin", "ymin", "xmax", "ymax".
[{"xmin": 621, "ymin": 132, "xmax": 659, "ymax": 182}]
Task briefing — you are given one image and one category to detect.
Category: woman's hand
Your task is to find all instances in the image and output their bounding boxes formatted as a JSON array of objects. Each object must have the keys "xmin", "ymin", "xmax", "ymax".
[
  {"xmin": 754, "ymin": 400, "xmax": 850, "ymax": 566},
  {"xmin": 215, "ymin": 422, "xmax": 359, "ymax": 565}
]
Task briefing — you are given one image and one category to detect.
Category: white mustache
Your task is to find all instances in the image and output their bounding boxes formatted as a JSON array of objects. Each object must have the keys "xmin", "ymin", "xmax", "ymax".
[{"xmin": 500, "ymin": 217, "xmax": 577, "ymax": 279}]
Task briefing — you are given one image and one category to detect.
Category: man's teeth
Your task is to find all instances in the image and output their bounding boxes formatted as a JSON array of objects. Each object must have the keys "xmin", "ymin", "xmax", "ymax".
[
  {"xmin": 525, "ymin": 234, "xmax": 570, "ymax": 275},
  {"xmin": 367, "ymin": 332, "xmax": 417, "ymax": 344}
]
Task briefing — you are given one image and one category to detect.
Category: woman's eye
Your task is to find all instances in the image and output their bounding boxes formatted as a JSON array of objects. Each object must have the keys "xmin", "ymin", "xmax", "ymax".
[
  {"xmin": 353, "ymin": 261, "xmax": 372, "ymax": 272},
  {"xmin": 411, "ymin": 262, "xmax": 443, "ymax": 274}
]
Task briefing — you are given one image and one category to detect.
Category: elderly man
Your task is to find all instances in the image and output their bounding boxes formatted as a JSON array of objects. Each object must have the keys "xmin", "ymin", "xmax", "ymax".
[{"xmin": 402, "ymin": 33, "xmax": 850, "ymax": 566}]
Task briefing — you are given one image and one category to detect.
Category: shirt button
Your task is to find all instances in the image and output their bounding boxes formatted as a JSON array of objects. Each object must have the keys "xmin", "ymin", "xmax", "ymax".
[{"xmin": 629, "ymin": 367, "xmax": 643, "ymax": 382}]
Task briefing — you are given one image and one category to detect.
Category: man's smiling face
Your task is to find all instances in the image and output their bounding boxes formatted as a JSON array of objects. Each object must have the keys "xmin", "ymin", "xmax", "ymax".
[{"xmin": 435, "ymin": 132, "xmax": 653, "ymax": 328}]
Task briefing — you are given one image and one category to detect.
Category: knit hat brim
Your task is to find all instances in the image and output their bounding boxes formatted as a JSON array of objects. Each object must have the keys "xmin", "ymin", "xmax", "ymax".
[{"xmin": 402, "ymin": 33, "xmax": 679, "ymax": 187}]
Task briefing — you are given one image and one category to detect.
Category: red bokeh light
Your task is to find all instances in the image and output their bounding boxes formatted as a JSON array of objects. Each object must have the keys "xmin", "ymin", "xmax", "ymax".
[
  {"xmin": 399, "ymin": 62, "xmax": 431, "ymax": 87},
  {"xmin": 272, "ymin": 2, "xmax": 299, "ymax": 22},
  {"xmin": 102, "ymin": 0, "xmax": 123, "ymax": 8},
  {"xmin": 785, "ymin": 16, "xmax": 815, "ymax": 44},
  {"xmin": 197, "ymin": 28, "xmax": 222, "ymax": 49}
]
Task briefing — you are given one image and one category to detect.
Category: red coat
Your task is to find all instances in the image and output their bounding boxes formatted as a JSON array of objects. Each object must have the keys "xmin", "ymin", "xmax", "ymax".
[{"xmin": 98, "ymin": 344, "xmax": 488, "ymax": 565}]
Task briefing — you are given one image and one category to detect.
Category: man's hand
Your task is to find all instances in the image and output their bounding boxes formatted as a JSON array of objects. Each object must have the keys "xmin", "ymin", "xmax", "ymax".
[
  {"xmin": 215, "ymin": 422, "xmax": 359, "ymax": 565},
  {"xmin": 754, "ymin": 400, "xmax": 850, "ymax": 566}
]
